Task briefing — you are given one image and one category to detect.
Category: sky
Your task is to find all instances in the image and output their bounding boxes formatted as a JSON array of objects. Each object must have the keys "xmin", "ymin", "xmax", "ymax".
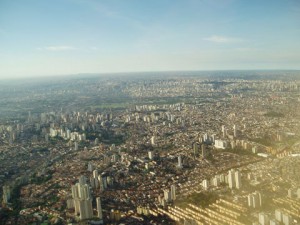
[{"xmin": 0, "ymin": 0, "xmax": 300, "ymax": 78}]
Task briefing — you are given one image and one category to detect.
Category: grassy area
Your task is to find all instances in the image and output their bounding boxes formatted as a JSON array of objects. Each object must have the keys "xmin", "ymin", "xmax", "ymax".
[
  {"xmin": 90, "ymin": 102, "xmax": 131, "ymax": 109},
  {"xmin": 264, "ymin": 111, "xmax": 284, "ymax": 117},
  {"xmin": 175, "ymin": 191, "xmax": 218, "ymax": 209},
  {"xmin": 220, "ymin": 147, "xmax": 254, "ymax": 156}
]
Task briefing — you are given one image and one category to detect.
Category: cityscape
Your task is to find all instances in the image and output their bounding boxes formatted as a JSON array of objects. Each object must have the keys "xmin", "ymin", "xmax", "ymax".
[
  {"xmin": 1, "ymin": 0, "xmax": 300, "ymax": 224},
  {"xmin": 0, "ymin": 71, "xmax": 300, "ymax": 224}
]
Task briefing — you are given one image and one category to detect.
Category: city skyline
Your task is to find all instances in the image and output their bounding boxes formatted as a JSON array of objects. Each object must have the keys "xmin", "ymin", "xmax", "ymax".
[{"xmin": 1, "ymin": 0, "xmax": 300, "ymax": 78}]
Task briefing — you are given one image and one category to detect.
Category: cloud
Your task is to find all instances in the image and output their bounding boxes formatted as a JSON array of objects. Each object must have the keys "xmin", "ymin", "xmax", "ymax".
[
  {"xmin": 37, "ymin": 46, "xmax": 77, "ymax": 51},
  {"xmin": 203, "ymin": 35, "xmax": 242, "ymax": 43}
]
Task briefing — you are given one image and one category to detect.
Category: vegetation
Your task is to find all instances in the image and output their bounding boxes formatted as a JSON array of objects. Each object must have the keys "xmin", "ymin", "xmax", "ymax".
[
  {"xmin": 31, "ymin": 172, "xmax": 53, "ymax": 185},
  {"xmin": 175, "ymin": 191, "xmax": 218, "ymax": 208},
  {"xmin": 221, "ymin": 147, "xmax": 254, "ymax": 156},
  {"xmin": 264, "ymin": 111, "xmax": 284, "ymax": 117}
]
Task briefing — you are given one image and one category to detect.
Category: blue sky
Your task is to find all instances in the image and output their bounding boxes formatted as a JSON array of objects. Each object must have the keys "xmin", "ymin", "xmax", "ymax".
[{"xmin": 0, "ymin": 0, "xmax": 300, "ymax": 78}]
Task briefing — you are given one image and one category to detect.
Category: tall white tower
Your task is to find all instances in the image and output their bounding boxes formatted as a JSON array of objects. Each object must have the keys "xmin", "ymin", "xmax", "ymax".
[
  {"xmin": 71, "ymin": 182, "xmax": 93, "ymax": 220},
  {"xmin": 221, "ymin": 125, "xmax": 226, "ymax": 137},
  {"xmin": 177, "ymin": 155, "xmax": 183, "ymax": 169},
  {"xmin": 151, "ymin": 136, "xmax": 155, "ymax": 145},
  {"xmin": 164, "ymin": 189, "xmax": 171, "ymax": 202},
  {"xmin": 148, "ymin": 151, "xmax": 154, "ymax": 160},
  {"xmin": 170, "ymin": 185, "xmax": 176, "ymax": 201},
  {"xmin": 235, "ymin": 170, "xmax": 241, "ymax": 189},
  {"xmin": 233, "ymin": 125, "xmax": 237, "ymax": 137},
  {"xmin": 228, "ymin": 169, "xmax": 235, "ymax": 189},
  {"xmin": 93, "ymin": 170, "xmax": 99, "ymax": 179},
  {"xmin": 96, "ymin": 197, "xmax": 103, "ymax": 220}
]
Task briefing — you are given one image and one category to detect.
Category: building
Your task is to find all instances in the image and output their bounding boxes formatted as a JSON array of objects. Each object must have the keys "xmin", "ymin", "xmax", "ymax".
[
  {"xmin": 228, "ymin": 169, "xmax": 235, "ymax": 189},
  {"xmin": 74, "ymin": 142, "xmax": 79, "ymax": 151},
  {"xmin": 164, "ymin": 189, "xmax": 171, "ymax": 202},
  {"xmin": 192, "ymin": 142, "xmax": 199, "ymax": 158},
  {"xmin": 93, "ymin": 170, "xmax": 99, "ymax": 179},
  {"xmin": 96, "ymin": 197, "xmax": 103, "ymax": 220},
  {"xmin": 148, "ymin": 151, "xmax": 154, "ymax": 160},
  {"xmin": 71, "ymin": 179, "xmax": 93, "ymax": 220},
  {"xmin": 214, "ymin": 139, "xmax": 227, "ymax": 149},
  {"xmin": 282, "ymin": 213, "xmax": 291, "ymax": 225},
  {"xmin": 177, "ymin": 155, "xmax": 183, "ymax": 169},
  {"xmin": 2, "ymin": 185, "xmax": 11, "ymax": 205},
  {"xmin": 258, "ymin": 213, "xmax": 269, "ymax": 225},
  {"xmin": 248, "ymin": 192, "xmax": 262, "ymax": 208},
  {"xmin": 202, "ymin": 179, "xmax": 209, "ymax": 190},
  {"xmin": 275, "ymin": 209, "xmax": 282, "ymax": 222},
  {"xmin": 79, "ymin": 175, "xmax": 87, "ymax": 185},
  {"xmin": 221, "ymin": 125, "xmax": 226, "ymax": 137},
  {"xmin": 233, "ymin": 124, "xmax": 237, "ymax": 137},
  {"xmin": 170, "ymin": 185, "xmax": 176, "ymax": 201},
  {"xmin": 201, "ymin": 144, "xmax": 209, "ymax": 159},
  {"xmin": 212, "ymin": 177, "xmax": 220, "ymax": 187},
  {"xmin": 270, "ymin": 219, "xmax": 280, "ymax": 225},
  {"xmin": 235, "ymin": 170, "xmax": 242, "ymax": 189},
  {"xmin": 151, "ymin": 136, "xmax": 155, "ymax": 145},
  {"xmin": 87, "ymin": 162, "xmax": 93, "ymax": 172}
]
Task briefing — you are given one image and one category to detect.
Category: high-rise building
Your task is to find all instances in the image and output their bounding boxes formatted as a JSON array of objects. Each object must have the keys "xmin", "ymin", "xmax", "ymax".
[
  {"xmin": 90, "ymin": 177, "xmax": 95, "ymax": 189},
  {"xmin": 212, "ymin": 177, "xmax": 220, "ymax": 187},
  {"xmin": 248, "ymin": 191, "xmax": 262, "ymax": 208},
  {"xmin": 148, "ymin": 151, "xmax": 154, "ymax": 160},
  {"xmin": 221, "ymin": 125, "xmax": 226, "ymax": 137},
  {"xmin": 202, "ymin": 179, "xmax": 209, "ymax": 190},
  {"xmin": 214, "ymin": 140, "xmax": 227, "ymax": 149},
  {"xmin": 164, "ymin": 189, "xmax": 171, "ymax": 202},
  {"xmin": 94, "ymin": 138, "xmax": 99, "ymax": 145},
  {"xmin": 192, "ymin": 142, "xmax": 199, "ymax": 158},
  {"xmin": 270, "ymin": 219, "xmax": 280, "ymax": 225},
  {"xmin": 201, "ymin": 144, "xmax": 210, "ymax": 159},
  {"xmin": 93, "ymin": 170, "xmax": 98, "ymax": 179},
  {"xmin": 233, "ymin": 125, "xmax": 237, "ymax": 137},
  {"xmin": 228, "ymin": 169, "xmax": 235, "ymax": 189},
  {"xmin": 71, "ymin": 182, "xmax": 93, "ymax": 220},
  {"xmin": 78, "ymin": 175, "xmax": 86, "ymax": 185},
  {"xmin": 258, "ymin": 213, "xmax": 269, "ymax": 225},
  {"xmin": 170, "ymin": 185, "xmax": 176, "ymax": 201},
  {"xmin": 87, "ymin": 162, "xmax": 93, "ymax": 172},
  {"xmin": 2, "ymin": 185, "xmax": 11, "ymax": 205},
  {"xmin": 282, "ymin": 213, "xmax": 291, "ymax": 225},
  {"xmin": 275, "ymin": 209, "xmax": 282, "ymax": 222},
  {"xmin": 151, "ymin": 136, "xmax": 155, "ymax": 145},
  {"xmin": 96, "ymin": 197, "xmax": 103, "ymax": 220},
  {"xmin": 98, "ymin": 176, "xmax": 107, "ymax": 191},
  {"xmin": 74, "ymin": 142, "xmax": 79, "ymax": 151},
  {"xmin": 235, "ymin": 171, "xmax": 241, "ymax": 189},
  {"xmin": 177, "ymin": 155, "xmax": 183, "ymax": 169}
]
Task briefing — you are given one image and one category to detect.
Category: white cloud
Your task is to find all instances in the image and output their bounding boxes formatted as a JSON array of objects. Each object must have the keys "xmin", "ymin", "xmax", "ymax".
[
  {"xmin": 203, "ymin": 35, "xmax": 242, "ymax": 43},
  {"xmin": 37, "ymin": 46, "xmax": 77, "ymax": 51}
]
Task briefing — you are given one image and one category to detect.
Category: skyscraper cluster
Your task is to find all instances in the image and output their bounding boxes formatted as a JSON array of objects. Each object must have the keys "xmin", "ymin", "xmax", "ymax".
[
  {"xmin": 71, "ymin": 180, "xmax": 93, "ymax": 220},
  {"xmin": 228, "ymin": 169, "xmax": 242, "ymax": 189},
  {"xmin": 68, "ymin": 176, "xmax": 103, "ymax": 221}
]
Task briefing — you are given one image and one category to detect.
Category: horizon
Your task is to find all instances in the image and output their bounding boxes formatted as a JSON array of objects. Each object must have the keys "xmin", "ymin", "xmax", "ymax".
[
  {"xmin": 1, "ymin": 0, "xmax": 300, "ymax": 79},
  {"xmin": 1, "ymin": 69, "xmax": 300, "ymax": 81}
]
